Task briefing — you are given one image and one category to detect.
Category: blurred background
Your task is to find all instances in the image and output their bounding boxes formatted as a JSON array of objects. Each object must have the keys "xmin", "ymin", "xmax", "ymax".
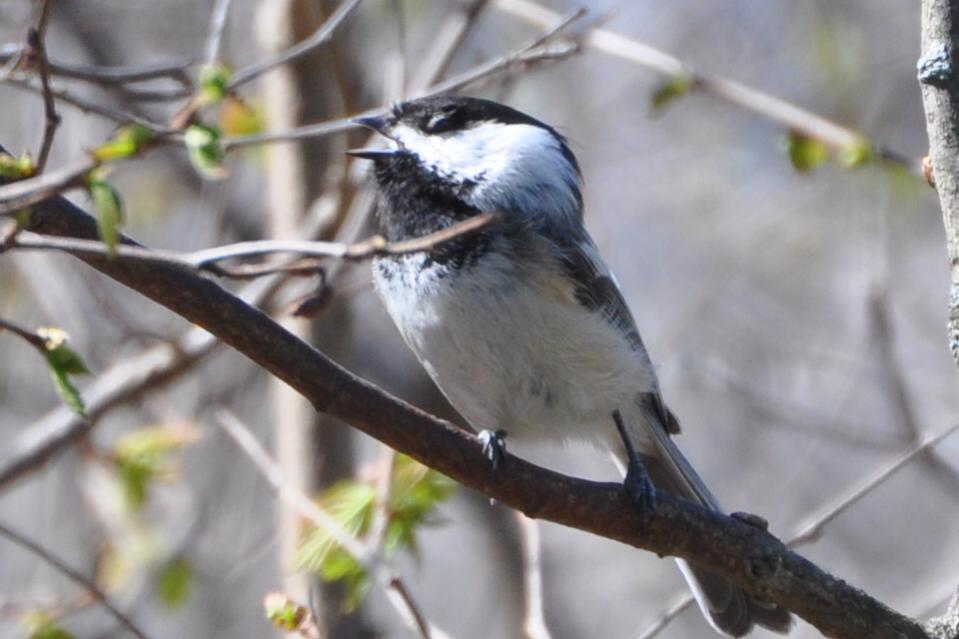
[{"xmin": 0, "ymin": 1, "xmax": 957, "ymax": 638}]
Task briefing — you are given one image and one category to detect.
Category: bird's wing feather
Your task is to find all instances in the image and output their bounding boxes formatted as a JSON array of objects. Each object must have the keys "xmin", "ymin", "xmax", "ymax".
[{"xmin": 541, "ymin": 229, "xmax": 681, "ymax": 434}]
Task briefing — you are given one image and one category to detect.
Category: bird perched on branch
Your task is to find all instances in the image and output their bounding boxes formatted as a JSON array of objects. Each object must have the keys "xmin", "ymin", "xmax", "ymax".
[{"xmin": 349, "ymin": 95, "xmax": 791, "ymax": 637}]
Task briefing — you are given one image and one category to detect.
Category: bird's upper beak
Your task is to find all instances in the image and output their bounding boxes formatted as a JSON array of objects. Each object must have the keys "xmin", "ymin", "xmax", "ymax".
[{"xmin": 346, "ymin": 115, "xmax": 399, "ymax": 161}]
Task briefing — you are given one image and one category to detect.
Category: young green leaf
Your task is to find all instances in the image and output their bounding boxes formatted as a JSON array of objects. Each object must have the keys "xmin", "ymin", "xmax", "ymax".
[
  {"xmin": 91, "ymin": 125, "xmax": 156, "ymax": 162},
  {"xmin": 22, "ymin": 613, "xmax": 76, "ymax": 639},
  {"xmin": 113, "ymin": 424, "xmax": 201, "ymax": 511},
  {"xmin": 839, "ymin": 138, "xmax": 874, "ymax": 169},
  {"xmin": 296, "ymin": 455, "xmax": 455, "ymax": 611},
  {"xmin": 264, "ymin": 592, "xmax": 308, "ymax": 632},
  {"xmin": 155, "ymin": 558, "xmax": 193, "ymax": 608},
  {"xmin": 219, "ymin": 97, "xmax": 264, "ymax": 137},
  {"xmin": 198, "ymin": 63, "xmax": 233, "ymax": 107},
  {"xmin": 86, "ymin": 171, "xmax": 124, "ymax": 253},
  {"xmin": 185, "ymin": 124, "xmax": 227, "ymax": 179},
  {"xmin": 650, "ymin": 73, "xmax": 694, "ymax": 116},
  {"xmin": 37, "ymin": 327, "xmax": 90, "ymax": 418},
  {"xmin": 785, "ymin": 130, "xmax": 830, "ymax": 173},
  {"xmin": 0, "ymin": 152, "xmax": 36, "ymax": 180}
]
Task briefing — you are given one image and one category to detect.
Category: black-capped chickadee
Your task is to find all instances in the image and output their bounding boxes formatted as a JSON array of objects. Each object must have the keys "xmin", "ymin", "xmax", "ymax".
[{"xmin": 349, "ymin": 96, "xmax": 791, "ymax": 637}]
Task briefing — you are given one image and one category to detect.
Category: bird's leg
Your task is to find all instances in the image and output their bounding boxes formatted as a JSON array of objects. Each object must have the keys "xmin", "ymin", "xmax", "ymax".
[
  {"xmin": 613, "ymin": 410, "xmax": 656, "ymax": 521},
  {"xmin": 478, "ymin": 429, "xmax": 508, "ymax": 470}
]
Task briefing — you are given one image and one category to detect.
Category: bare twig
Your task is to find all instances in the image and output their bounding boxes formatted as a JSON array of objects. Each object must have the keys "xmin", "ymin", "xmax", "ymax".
[
  {"xmin": 223, "ymin": 23, "xmax": 581, "ymax": 151},
  {"xmin": 204, "ymin": 0, "xmax": 234, "ymax": 65},
  {"xmin": 7, "ymin": 212, "xmax": 500, "ymax": 274},
  {"xmin": 870, "ymin": 289, "xmax": 959, "ymax": 493},
  {"xmin": 23, "ymin": 0, "xmax": 60, "ymax": 172},
  {"xmin": 228, "ymin": 0, "xmax": 363, "ymax": 90},
  {"xmin": 2, "ymin": 76, "xmax": 175, "ymax": 131},
  {"xmin": 0, "ymin": 158, "xmax": 95, "ymax": 216},
  {"xmin": 215, "ymin": 410, "xmax": 446, "ymax": 639},
  {"xmin": 0, "ymin": 43, "xmax": 193, "ymax": 86},
  {"xmin": 789, "ymin": 420, "xmax": 959, "ymax": 546},
  {"xmin": 409, "ymin": 0, "xmax": 491, "ymax": 92},
  {"xmin": 494, "ymin": 0, "xmax": 919, "ymax": 174},
  {"xmin": 518, "ymin": 513, "xmax": 552, "ymax": 639},
  {"xmin": 0, "ymin": 316, "xmax": 46, "ymax": 350},
  {"xmin": 0, "ymin": 521, "xmax": 150, "ymax": 639},
  {"xmin": 637, "ymin": 593, "xmax": 692, "ymax": 639}
]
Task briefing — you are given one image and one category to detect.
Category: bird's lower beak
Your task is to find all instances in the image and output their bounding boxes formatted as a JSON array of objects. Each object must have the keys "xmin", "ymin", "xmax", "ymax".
[{"xmin": 345, "ymin": 148, "xmax": 400, "ymax": 160}]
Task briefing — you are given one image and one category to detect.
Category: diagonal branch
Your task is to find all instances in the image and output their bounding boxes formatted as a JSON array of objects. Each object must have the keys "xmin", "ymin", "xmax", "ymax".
[
  {"xmin": 495, "ymin": 0, "xmax": 919, "ymax": 174},
  {"xmin": 0, "ymin": 520, "xmax": 150, "ymax": 639}
]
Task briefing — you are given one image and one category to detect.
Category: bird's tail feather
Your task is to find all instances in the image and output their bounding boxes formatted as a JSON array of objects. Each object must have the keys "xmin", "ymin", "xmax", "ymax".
[{"xmin": 634, "ymin": 421, "xmax": 793, "ymax": 637}]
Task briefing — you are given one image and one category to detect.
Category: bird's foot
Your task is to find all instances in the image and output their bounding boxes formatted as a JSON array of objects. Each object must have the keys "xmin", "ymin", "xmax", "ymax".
[
  {"xmin": 613, "ymin": 410, "xmax": 657, "ymax": 527},
  {"xmin": 478, "ymin": 429, "xmax": 507, "ymax": 470}
]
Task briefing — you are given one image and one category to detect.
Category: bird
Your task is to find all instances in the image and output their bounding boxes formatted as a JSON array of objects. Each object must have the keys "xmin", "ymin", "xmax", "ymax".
[{"xmin": 348, "ymin": 95, "xmax": 792, "ymax": 637}]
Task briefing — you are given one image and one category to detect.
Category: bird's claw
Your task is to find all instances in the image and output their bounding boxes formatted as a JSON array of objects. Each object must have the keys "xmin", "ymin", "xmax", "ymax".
[
  {"xmin": 478, "ymin": 429, "xmax": 507, "ymax": 470},
  {"xmin": 624, "ymin": 456, "xmax": 657, "ymax": 527}
]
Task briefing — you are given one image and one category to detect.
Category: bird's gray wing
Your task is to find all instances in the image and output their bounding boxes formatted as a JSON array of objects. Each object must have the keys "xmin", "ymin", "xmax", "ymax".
[{"xmin": 543, "ymin": 230, "xmax": 681, "ymax": 434}]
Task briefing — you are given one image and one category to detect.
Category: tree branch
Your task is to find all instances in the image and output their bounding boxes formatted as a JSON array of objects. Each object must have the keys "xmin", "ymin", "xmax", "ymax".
[
  {"xmin": 6, "ymin": 160, "xmax": 947, "ymax": 638},
  {"xmin": 496, "ymin": 0, "xmax": 919, "ymax": 174},
  {"xmin": 919, "ymin": 0, "xmax": 959, "ymax": 369},
  {"xmin": 0, "ymin": 520, "xmax": 150, "ymax": 639}
]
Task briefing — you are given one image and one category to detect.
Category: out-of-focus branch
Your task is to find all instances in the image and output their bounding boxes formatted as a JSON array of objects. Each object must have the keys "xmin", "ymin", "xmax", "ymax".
[
  {"xmin": 870, "ymin": 289, "xmax": 959, "ymax": 493},
  {"xmin": 215, "ymin": 410, "xmax": 447, "ymax": 639},
  {"xmin": 228, "ymin": 0, "xmax": 363, "ymax": 90},
  {"xmin": 919, "ymin": 0, "xmax": 959, "ymax": 368},
  {"xmin": 518, "ymin": 513, "xmax": 552, "ymax": 639},
  {"xmin": 495, "ymin": 0, "xmax": 920, "ymax": 174},
  {"xmin": 2, "ymin": 77, "xmax": 175, "ymax": 130},
  {"xmin": 22, "ymin": 0, "xmax": 59, "ymax": 173},
  {"xmin": 409, "ymin": 0, "xmax": 491, "ymax": 92},
  {"xmin": 14, "ymin": 173, "xmax": 948, "ymax": 639},
  {"xmin": 222, "ymin": 35, "xmax": 579, "ymax": 151},
  {"xmin": 0, "ymin": 521, "xmax": 150, "ymax": 639},
  {"xmin": 204, "ymin": 0, "xmax": 234, "ymax": 65},
  {"xmin": 0, "ymin": 43, "xmax": 193, "ymax": 87}
]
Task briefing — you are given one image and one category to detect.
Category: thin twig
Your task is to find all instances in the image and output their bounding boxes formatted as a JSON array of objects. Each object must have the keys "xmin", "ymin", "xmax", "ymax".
[
  {"xmin": 25, "ymin": 0, "xmax": 60, "ymax": 173},
  {"xmin": 2, "ymin": 76, "xmax": 176, "ymax": 131},
  {"xmin": 789, "ymin": 420, "xmax": 959, "ymax": 546},
  {"xmin": 204, "ymin": 0, "xmax": 234, "ymax": 65},
  {"xmin": 228, "ymin": 0, "xmax": 364, "ymax": 89},
  {"xmin": 636, "ymin": 593, "xmax": 692, "ymax": 639},
  {"xmin": 518, "ymin": 513, "xmax": 552, "ymax": 639},
  {"xmin": 0, "ymin": 43, "xmax": 193, "ymax": 86},
  {"xmin": 0, "ymin": 316, "xmax": 46, "ymax": 350},
  {"xmin": 409, "ymin": 0, "xmax": 491, "ymax": 92},
  {"xmin": 0, "ymin": 158, "xmax": 95, "ymax": 216},
  {"xmin": 636, "ymin": 419, "xmax": 959, "ymax": 638},
  {"xmin": 870, "ymin": 289, "xmax": 959, "ymax": 493},
  {"xmin": 493, "ymin": 0, "xmax": 919, "ymax": 174},
  {"xmin": 7, "ymin": 212, "xmax": 500, "ymax": 274},
  {"xmin": 0, "ymin": 521, "xmax": 150, "ymax": 639},
  {"xmin": 223, "ymin": 33, "xmax": 580, "ymax": 151},
  {"xmin": 215, "ymin": 410, "xmax": 447, "ymax": 639}
]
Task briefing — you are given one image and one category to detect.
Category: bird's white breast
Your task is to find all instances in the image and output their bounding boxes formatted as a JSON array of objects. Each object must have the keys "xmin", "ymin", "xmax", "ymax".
[{"xmin": 372, "ymin": 252, "xmax": 660, "ymax": 450}]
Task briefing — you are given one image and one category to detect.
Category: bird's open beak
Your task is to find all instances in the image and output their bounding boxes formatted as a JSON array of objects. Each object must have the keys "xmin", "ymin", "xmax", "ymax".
[{"xmin": 346, "ymin": 115, "xmax": 399, "ymax": 160}]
